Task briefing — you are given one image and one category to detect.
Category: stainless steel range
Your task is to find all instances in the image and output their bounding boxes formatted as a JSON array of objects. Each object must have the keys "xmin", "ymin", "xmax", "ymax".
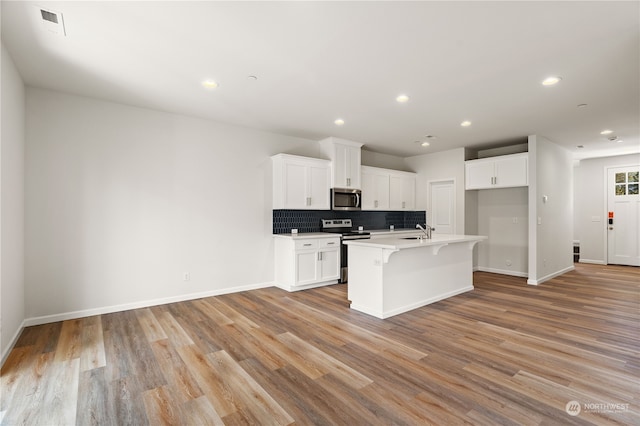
[{"xmin": 321, "ymin": 219, "xmax": 371, "ymax": 283}]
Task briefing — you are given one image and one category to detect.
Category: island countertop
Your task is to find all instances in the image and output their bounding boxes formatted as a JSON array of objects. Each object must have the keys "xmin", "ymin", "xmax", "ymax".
[{"xmin": 343, "ymin": 234, "xmax": 487, "ymax": 251}]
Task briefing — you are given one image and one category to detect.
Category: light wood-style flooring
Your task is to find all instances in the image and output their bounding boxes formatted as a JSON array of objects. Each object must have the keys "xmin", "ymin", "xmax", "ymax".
[{"xmin": 2, "ymin": 263, "xmax": 639, "ymax": 425}]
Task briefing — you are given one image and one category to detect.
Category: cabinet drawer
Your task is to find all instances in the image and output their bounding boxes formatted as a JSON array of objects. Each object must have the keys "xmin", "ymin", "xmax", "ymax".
[
  {"xmin": 295, "ymin": 239, "xmax": 318, "ymax": 250},
  {"xmin": 319, "ymin": 238, "xmax": 340, "ymax": 248}
]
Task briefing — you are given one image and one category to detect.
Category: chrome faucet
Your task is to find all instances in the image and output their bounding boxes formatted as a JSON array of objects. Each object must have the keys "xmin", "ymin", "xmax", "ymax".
[{"xmin": 416, "ymin": 223, "xmax": 435, "ymax": 239}]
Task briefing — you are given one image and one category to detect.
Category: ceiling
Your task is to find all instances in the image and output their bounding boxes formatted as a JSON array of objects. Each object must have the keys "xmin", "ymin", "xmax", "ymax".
[{"xmin": 2, "ymin": 1, "xmax": 639, "ymax": 159}]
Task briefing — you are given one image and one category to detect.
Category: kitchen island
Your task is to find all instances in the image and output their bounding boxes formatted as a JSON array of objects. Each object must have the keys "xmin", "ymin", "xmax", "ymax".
[{"xmin": 343, "ymin": 234, "xmax": 487, "ymax": 319}]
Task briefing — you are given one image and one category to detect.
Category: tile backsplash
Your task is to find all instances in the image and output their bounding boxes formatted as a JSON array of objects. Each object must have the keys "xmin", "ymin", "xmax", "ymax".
[{"xmin": 273, "ymin": 210, "xmax": 426, "ymax": 234}]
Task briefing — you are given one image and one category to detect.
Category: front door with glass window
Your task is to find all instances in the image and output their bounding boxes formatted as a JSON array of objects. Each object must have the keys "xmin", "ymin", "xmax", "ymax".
[{"xmin": 607, "ymin": 166, "xmax": 640, "ymax": 266}]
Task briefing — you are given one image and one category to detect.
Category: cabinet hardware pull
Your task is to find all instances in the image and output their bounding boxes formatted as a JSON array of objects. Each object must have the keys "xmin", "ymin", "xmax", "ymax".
[
  {"xmin": 375, "ymin": 200, "xmax": 378, "ymax": 208},
  {"xmin": 347, "ymin": 177, "xmax": 351, "ymax": 186},
  {"xmin": 402, "ymin": 201, "xmax": 405, "ymax": 209},
  {"xmin": 303, "ymin": 243, "xmax": 312, "ymax": 246},
  {"xmin": 327, "ymin": 242, "xmax": 335, "ymax": 245},
  {"xmin": 318, "ymin": 252, "xmax": 322, "ymax": 261}
]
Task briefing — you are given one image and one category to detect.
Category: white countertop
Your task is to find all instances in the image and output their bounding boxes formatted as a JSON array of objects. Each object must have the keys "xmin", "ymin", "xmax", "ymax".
[
  {"xmin": 273, "ymin": 232, "xmax": 341, "ymax": 239},
  {"xmin": 343, "ymin": 234, "xmax": 487, "ymax": 250},
  {"xmin": 367, "ymin": 228, "xmax": 423, "ymax": 236}
]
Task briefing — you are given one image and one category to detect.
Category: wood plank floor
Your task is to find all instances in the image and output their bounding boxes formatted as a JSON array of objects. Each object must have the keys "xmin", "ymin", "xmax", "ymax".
[{"xmin": 2, "ymin": 263, "xmax": 639, "ymax": 425}]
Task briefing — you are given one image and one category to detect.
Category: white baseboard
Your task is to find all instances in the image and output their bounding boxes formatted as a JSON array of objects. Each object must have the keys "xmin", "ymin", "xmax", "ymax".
[
  {"xmin": 274, "ymin": 279, "xmax": 339, "ymax": 292},
  {"xmin": 1, "ymin": 319, "xmax": 27, "ymax": 367},
  {"xmin": 476, "ymin": 267, "xmax": 528, "ymax": 278},
  {"xmin": 23, "ymin": 281, "xmax": 273, "ymax": 328},
  {"xmin": 351, "ymin": 286, "xmax": 474, "ymax": 319},
  {"xmin": 527, "ymin": 265, "xmax": 575, "ymax": 285},
  {"xmin": 579, "ymin": 259, "xmax": 606, "ymax": 265}
]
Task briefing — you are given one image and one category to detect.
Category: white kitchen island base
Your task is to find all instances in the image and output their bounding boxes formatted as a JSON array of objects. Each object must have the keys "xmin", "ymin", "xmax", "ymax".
[{"xmin": 345, "ymin": 235, "xmax": 486, "ymax": 319}]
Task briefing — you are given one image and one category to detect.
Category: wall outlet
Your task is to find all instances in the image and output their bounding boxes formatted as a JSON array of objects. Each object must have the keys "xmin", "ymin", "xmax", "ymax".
[{"xmin": 183, "ymin": 272, "xmax": 190, "ymax": 281}]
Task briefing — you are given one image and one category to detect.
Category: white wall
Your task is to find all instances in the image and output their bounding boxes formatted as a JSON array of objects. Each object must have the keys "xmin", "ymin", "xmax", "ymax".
[
  {"xmin": 25, "ymin": 87, "xmax": 321, "ymax": 323},
  {"xmin": 1, "ymin": 44, "xmax": 26, "ymax": 362},
  {"xmin": 361, "ymin": 149, "xmax": 409, "ymax": 171},
  {"xmin": 574, "ymin": 153, "xmax": 640, "ymax": 264},
  {"xmin": 477, "ymin": 187, "xmax": 528, "ymax": 276},
  {"xmin": 528, "ymin": 135, "xmax": 574, "ymax": 284},
  {"xmin": 404, "ymin": 148, "xmax": 466, "ymax": 233}
]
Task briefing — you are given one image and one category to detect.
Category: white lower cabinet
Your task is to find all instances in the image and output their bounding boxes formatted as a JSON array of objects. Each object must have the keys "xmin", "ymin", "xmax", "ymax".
[
  {"xmin": 275, "ymin": 235, "xmax": 340, "ymax": 291},
  {"xmin": 318, "ymin": 245, "xmax": 340, "ymax": 281}
]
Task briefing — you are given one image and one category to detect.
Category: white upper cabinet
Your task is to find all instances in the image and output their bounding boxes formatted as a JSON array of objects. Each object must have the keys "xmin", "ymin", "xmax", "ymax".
[
  {"xmin": 389, "ymin": 172, "xmax": 416, "ymax": 210},
  {"xmin": 361, "ymin": 166, "xmax": 416, "ymax": 211},
  {"xmin": 465, "ymin": 153, "xmax": 528, "ymax": 190},
  {"xmin": 361, "ymin": 166, "xmax": 390, "ymax": 210},
  {"xmin": 272, "ymin": 154, "xmax": 331, "ymax": 209},
  {"xmin": 319, "ymin": 137, "xmax": 363, "ymax": 189}
]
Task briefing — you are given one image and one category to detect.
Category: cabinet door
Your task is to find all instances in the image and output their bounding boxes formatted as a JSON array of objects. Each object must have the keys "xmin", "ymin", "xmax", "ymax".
[
  {"xmin": 465, "ymin": 160, "xmax": 495, "ymax": 189},
  {"xmin": 390, "ymin": 175, "xmax": 414, "ymax": 210},
  {"xmin": 318, "ymin": 249, "xmax": 340, "ymax": 281},
  {"xmin": 346, "ymin": 145, "xmax": 361, "ymax": 189},
  {"xmin": 283, "ymin": 162, "xmax": 308, "ymax": 208},
  {"xmin": 333, "ymin": 144, "xmax": 361, "ymax": 188},
  {"xmin": 375, "ymin": 174, "xmax": 390, "ymax": 210},
  {"xmin": 333, "ymin": 144, "xmax": 349, "ymax": 188},
  {"xmin": 308, "ymin": 164, "xmax": 331, "ymax": 209},
  {"xmin": 361, "ymin": 170, "xmax": 376, "ymax": 210},
  {"xmin": 389, "ymin": 176, "xmax": 403, "ymax": 210},
  {"xmin": 494, "ymin": 155, "xmax": 528, "ymax": 188},
  {"xmin": 295, "ymin": 251, "xmax": 317, "ymax": 285},
  {"xmin": 401, "ymin": 176, "xmax": 415, "ymax": 210}
]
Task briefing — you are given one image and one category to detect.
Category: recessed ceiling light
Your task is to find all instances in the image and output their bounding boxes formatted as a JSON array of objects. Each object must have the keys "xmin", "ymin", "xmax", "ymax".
[
  {"xmin": 421, "ymin": 141, "xmax": 430, "ymax": 147},
  {"xmin": 617, "ymin": 140, "xmax": 624, "ymax": 143},
  {"xmin": 577, "ymin": 103, "xmax": 588, "ymax": 108},
  {"xmin": 202, "ymin": 80, "xmax": 218, "ymax": 89},
  {"xmin": 577, "ymin": 145, "xmax": 584, "ymax": 149},
  {"xmin": 542, "ymin": 76, "xmax": 562, "ymax": 86},
  {"xmin": 460, "ymin": 120, "xmax": 472, "ymax": 127},
  {"xmin": 334, "ymin": 119, "xmax": 345, "ymax": 126},
  {"xmin": 247, "ymin": 75, "xmax": 258, "ymax": 81},
  {"xmin": 396, "ymin": 94, "xmax": 409, "ymax": 103},
  {"xmin": 600, "ymin": 129, "xmax": 614, "ymax": 135}
]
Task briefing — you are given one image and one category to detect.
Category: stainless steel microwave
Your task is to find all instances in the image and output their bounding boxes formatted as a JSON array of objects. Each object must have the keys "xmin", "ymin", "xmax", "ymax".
[{"xmin": 331, "ymin": 188, "xmax": 361, "ymax": 211}]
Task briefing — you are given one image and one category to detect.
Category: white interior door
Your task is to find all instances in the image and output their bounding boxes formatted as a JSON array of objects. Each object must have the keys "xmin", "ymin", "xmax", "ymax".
[
  {"xmin": 607, "ymin": 166, "xmax": 640, "ymax": 266},
  {"xmin": 429, "ymin": 180, "xmax": 455, "ymax": 234}
]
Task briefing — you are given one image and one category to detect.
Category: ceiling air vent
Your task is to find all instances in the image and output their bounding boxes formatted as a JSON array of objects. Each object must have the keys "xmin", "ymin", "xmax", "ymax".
[
  {"xmin": 36, "ymin": 6, "xmax": 66, "ymax": 36},
  {"xmin": 41, "ymin": 9, "xmax": 59, "ymax": 24}
]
